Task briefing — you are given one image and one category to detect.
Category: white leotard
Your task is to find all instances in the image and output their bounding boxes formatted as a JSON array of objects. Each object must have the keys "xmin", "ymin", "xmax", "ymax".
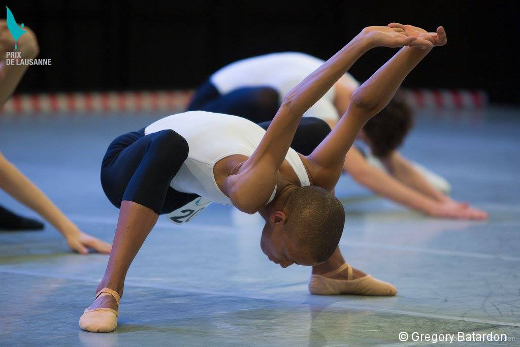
[
  {"xmin": 210, "ymin": 52, "xmax": 359, "ymax": 121},
  {"xmin": 144, "ymin": 111, "xmax": 310, "ymax": 206}
]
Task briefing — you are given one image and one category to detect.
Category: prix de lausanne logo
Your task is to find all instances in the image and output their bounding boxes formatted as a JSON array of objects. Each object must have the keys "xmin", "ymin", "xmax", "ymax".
[
  {"xmin": 6, "ymin": 6, "xmax": 26, "ymax": 50},
  {"xmin": 4, "ymin": 6, "xmax": 51, "ymax": 66}
]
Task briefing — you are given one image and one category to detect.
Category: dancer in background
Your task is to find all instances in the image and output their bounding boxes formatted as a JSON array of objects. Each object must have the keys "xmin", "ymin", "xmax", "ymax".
[
  {"xmin": 0, "ymin": 20, "xmax": 111, "ymax": 253},
  {"xmin": 188, "ymin": 51, "xmax": 487, "ymax": 220}
]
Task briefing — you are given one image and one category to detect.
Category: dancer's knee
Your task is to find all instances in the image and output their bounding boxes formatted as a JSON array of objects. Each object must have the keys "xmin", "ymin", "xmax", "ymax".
[{"xmin": 149, "ymin": 130, "xmax": 189, "ymax": 171}]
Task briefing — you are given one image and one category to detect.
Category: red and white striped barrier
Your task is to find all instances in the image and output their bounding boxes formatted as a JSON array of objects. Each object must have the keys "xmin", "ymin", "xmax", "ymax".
[
  {"xmin": 402, "ymin": 89, "xmax": 488, "ymax": 110},
  {"xmin": 0, "ymin": 90, "xmax": 193, "ymax": 115},
  {"xmin": 0, "ymin": 89, "xmax": 487, "ymax": 116}
]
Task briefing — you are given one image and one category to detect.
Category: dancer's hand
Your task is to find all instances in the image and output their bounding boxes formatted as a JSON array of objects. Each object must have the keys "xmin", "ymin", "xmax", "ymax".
[
  {"xmin": 388, "ymin": 23, "xmax": 447, "ymax": 48},
  {"xmin": 66, "ymin": 230, "xmax": 112, "ymax": 255},
  {"xmin": 360, "ymin": 26, "xmax": 417, "ymax": 49},
  {"xmin": 429, "ymin": 199, "xmax": 488, "ymax": 220}
]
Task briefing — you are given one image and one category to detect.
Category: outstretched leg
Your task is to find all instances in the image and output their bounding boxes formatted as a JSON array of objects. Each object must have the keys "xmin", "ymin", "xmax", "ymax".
[{"xmin": 80, "ymin": 129, "xmax": 189, "ymax": 332}]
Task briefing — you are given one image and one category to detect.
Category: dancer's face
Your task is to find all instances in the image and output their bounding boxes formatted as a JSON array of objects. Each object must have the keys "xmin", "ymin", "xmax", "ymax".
[{"xmin": 260, "ymin": 212, "xmax": 318, "ymax": 268}]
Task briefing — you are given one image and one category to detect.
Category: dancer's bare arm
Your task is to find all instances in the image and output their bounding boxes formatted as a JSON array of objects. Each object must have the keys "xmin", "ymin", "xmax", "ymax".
[
  {"xmin": 345, "ymin": 148, "xmax": 446, "ymax": 210},
  {"xmin": 0, "ymin": 24, "xmax": 112, "ymax": 252},
  {"xmin": 0, "ymin": 152, "xmax": 112, "ymax": 253},
  {"xmin": 305, "ymin": 25, "xmax": 446, "ymax": 192},
  {"xmin": 385, "ymin": 151, "xmax": 449, "ymax": 202},
  {"xmin": 224, "ymin": 26, "xmax": 417, "ymax": 213},
  {"xmin": 383, "ymin": 151, "xmax": 488, "ymax": 219},
  {"xmin": 333, "ymin": 74, "xmax": 359, "ymax": 116}
]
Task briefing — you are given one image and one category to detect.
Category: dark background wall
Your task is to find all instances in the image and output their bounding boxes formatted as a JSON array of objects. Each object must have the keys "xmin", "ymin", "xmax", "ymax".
[{"xmin": 4, "ymin": 0, "xmax": 520, "ymax": 104}]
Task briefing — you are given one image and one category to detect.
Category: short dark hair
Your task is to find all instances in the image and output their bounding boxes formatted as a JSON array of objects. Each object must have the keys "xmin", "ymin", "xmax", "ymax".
[
  {"xmin": 362, "ymin": 95, "xmax": 414, "ymax": 157},
  {"xmin": 284, "ymin": 186, "xmax": 345, "ymax": 263}
]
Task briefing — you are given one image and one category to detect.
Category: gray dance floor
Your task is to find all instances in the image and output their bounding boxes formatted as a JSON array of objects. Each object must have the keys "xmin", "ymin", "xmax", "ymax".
[{"xmin": 1, "ymin": 107, "xmax": 519, "ymax": 346}]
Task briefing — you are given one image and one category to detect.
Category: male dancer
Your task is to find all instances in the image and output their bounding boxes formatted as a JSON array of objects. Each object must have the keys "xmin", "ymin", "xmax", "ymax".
[{"xmin": 80, "ymin": 24, "xmax": 448, "ymax": 333}]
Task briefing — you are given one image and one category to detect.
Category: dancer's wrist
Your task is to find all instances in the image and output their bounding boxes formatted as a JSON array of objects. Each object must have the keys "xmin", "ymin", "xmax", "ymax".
[{"xmin": 55, "ymin": 219, "xmax": 80, "ymax": 238}]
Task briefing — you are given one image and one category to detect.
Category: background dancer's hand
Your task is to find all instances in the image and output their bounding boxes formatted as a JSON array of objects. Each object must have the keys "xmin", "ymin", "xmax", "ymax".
[
  {"xmin": 388, "ymin": 23, "xmax": 447, "ymax": 48},
  {"xmin": 359, "ymin": 26, "xmax": 417, "ymax": 49},
  {"xmin": 429, "ymin": 199, "xmax": 488, "ymax": 220},
  {"xmin": 65, "ymin": 228, "xmax": 112, "ymax": 255}
]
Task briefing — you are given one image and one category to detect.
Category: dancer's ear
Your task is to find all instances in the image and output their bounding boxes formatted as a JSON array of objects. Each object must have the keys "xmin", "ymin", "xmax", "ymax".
[{"xmin": 269, "ymin": 210, "xmax": 286, "ymax": 225}]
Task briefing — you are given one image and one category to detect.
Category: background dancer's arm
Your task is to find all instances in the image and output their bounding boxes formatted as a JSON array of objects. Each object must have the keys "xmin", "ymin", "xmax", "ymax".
[
  {"xmin": 346, "ymin": 148, "xmax": 449, "ymax": 212},
  {"xmin": 0, "ymin": 24, "xmax": 112, "ymax": 252},
  {"xmin": 382, "ymin": 151, "xmax": 487, "ymax": 219}
]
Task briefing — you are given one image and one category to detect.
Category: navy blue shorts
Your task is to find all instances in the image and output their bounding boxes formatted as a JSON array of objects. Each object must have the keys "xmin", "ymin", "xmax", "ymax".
[{"xmin": 100, "ymin": 116, "xmax": 331, "ymax": 215}]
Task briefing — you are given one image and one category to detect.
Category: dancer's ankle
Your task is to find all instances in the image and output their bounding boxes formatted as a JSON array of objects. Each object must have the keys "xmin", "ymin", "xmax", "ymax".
[
  {"xmin": 96, "ymin": 280, "xmax": 124, "ymax": 297},
  {"xmin": 312, "ymin": 258, "xmax": 345, "ymax": 276},
  {"xmin": 312, "ymin": 262, "xmax": 367, "ymax": 280}
]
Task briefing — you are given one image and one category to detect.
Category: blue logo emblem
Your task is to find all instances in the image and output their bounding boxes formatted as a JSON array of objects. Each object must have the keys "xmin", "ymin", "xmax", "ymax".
[{"xmin": 6, "ymin": 6, "xmax": 27, "ymax": 50}]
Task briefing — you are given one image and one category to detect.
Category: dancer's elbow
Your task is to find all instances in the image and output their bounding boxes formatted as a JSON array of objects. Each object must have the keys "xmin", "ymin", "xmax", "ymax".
[
  {"xmin": 350, "ymin": 89, "xmax": 378, "ymax": 113},
  {"xmin": 279, "ymin": 96, "xmax": 296, "ymax": 115},
  {"xmin": 230, "ymin": 191, "xmax": 261, "ymax": 214}
]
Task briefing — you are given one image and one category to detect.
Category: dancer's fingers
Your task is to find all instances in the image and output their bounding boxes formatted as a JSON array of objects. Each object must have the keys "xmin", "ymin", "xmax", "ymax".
[
  {"xmin": 437, "ymin": 26, "xmax": 447, "ymax": 44},
  {"xmin": 404, "ymin": 37, "xmax": 417, "ymax": 45},
  {"xmin": 470, "ymin": 208, "xmax": 488, "ymax": 220},
  {"xmin": 86, "ymin": 237, "xmax": 112, "ymax": 254},
  {"xmin": 392, "ymin": 27, "xmax": 406, "ymax": 33},
  {"xmin": 69, "ymin": 240, "xmax": 89, "ymax": 255},
  {"xmin": 388, "ymin": 23, "xmax": 406, "ymax": 29},
  {"xmin": 409, "ymin": 39, "xmax": 434, "ymax": 49}
]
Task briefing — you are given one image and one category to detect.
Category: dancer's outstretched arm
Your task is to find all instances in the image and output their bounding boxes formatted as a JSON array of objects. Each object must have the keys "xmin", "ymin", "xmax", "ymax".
[
  {"xmin": 0, "ymin": 23, "xmax": 112, "ymax": 253},
  {"xmin": 224, "ymin": 26, "xmax": 418, "ymax": 212},
  {"xmin": 306, "ymin": 26, "xmax": 446, "ymax": 191},
  {"xmin": 0, "ymin": 152, "xmax": 112, "ymax": 253},
  {"xmin": 384, "ymin": 151, "xmax": 488, "ymax": 219}
]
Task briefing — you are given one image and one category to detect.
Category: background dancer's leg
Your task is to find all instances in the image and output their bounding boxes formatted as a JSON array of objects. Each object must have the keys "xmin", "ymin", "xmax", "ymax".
[
  {"xmin": 188, "ymin": 84, "xmax": 280, "ymax": 123},
  {"xmin": 0, "ymin": 205, "xmax": 44, "ymax": 230}
]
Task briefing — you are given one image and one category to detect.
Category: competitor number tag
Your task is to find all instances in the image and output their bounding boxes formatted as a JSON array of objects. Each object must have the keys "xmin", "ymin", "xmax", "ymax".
[{"xmin": 166, "ymin": 197, "xmax": 213, "ymax": 224}]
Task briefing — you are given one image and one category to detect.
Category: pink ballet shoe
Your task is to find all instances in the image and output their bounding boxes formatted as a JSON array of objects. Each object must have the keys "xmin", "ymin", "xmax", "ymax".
[
  {"xmin": 309, "ymin": 263, "xmax": 397, "ymax": 296},
  {"xmin": 79, "ymin": 288, "xmax": 120, "ymax": 333}
]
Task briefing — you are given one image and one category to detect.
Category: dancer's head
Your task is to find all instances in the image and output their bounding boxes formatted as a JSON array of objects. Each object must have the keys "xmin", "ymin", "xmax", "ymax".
[
  {"xmin": 361, "ymin": 96, "xmax": 414, "ymax": 158},
  {"xmin": 260, "ymin": 186, "xmax": 345, "ymax": 268}
]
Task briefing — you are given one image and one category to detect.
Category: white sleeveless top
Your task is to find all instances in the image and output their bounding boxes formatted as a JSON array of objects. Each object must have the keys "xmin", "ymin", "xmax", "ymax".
[
  {"xmin": 210, "ymin": 52, "xmax": 359, "ymax": 121},
  {"xmin": 144, "ymin": 111, "xmax": 310, "ymax": 206}
]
